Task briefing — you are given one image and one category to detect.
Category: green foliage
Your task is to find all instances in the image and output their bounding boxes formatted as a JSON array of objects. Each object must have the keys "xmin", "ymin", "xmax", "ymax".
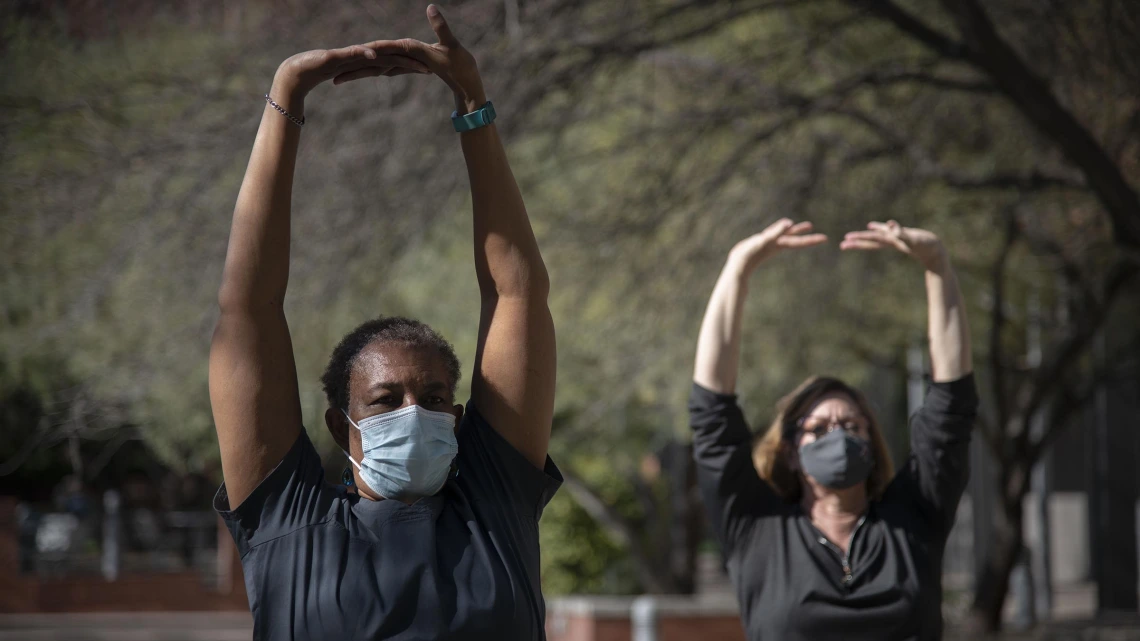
[
  {"xmin": 2, "ymin": 0, "xmax": 1132, "ymax": 597},
  {"xmin": 540, "ymin": 492, "xmax": 638, "ymax": 595}
]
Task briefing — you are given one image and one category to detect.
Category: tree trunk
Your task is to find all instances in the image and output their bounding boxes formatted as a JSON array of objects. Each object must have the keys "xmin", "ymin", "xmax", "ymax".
[
  {"xmin": 665, "ymin": 441, "xmax": 701, "ymax": 594},
  {"xmin": 969, "ymin": 465, "xmax": 1030, "ymax": 632}
]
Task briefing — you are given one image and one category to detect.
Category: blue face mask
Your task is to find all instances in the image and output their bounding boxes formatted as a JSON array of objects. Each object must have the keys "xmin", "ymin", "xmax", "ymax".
[{"xmin": 342, "ymin": 404, "xmax": 459, "ymax": 501}]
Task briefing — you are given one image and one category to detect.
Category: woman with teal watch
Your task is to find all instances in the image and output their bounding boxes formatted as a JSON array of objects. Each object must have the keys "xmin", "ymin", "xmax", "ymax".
[{"xmin": 210, "ymin": 5, "xmax": 561, "ymax": 640}]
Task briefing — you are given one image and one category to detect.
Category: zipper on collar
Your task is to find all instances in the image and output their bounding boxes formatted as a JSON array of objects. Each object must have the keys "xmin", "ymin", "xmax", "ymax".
[{"xmin": 815, "ymin": 514, "xmax": 867, "ymax": 588}]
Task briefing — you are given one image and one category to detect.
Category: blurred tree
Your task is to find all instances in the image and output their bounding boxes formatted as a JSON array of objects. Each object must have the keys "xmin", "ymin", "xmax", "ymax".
[
  {"xmin": 2, "ymin": 0, "xmax": 1138, "ymax": 625},
  {"xmin": 511, "ymin": 0, "xmax": 1140, "ymax": 629}
]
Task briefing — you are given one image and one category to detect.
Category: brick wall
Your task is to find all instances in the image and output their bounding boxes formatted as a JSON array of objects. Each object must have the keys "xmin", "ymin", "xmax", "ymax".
[
  {"xmin": 0, "ymin": 497, "xmax": 248, "ymax": 613},
  {"xmin": 546, "ymin": 595, "xmax": 746, "ymax": 641}
]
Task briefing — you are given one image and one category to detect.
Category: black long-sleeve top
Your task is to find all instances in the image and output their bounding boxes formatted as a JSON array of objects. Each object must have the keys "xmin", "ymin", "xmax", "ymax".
[{"xmin": 690, "ymin": 374, "xmax": 977, "ymax": 641}]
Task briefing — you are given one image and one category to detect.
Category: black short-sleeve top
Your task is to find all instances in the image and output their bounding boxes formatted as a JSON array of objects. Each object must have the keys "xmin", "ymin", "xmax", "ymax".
[
  {"xmin": 690, "ymin": 374, "xmax": 978, "ymax": 641},
  {"xmin": 214, "ymin": 401, "xmax": 563, "ymax": 641}
]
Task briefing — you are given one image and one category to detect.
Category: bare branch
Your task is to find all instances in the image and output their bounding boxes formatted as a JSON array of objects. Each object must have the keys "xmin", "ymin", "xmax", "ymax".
[
  {"xmin": 509, "ymin": 0, "xmax": 820, "ymax": 111},
  {"xmin": 860, "ymin": 0, "xmax": 1140, "ymax": 249},
  {"xmin": 861, "ymin": 69, "xmax": 995, "ymax": 93},
  {"xmin": 1027, "ymin": 347, "xmax": 1140, "ymax": 464},
  {"xmin": 848, "ymin": 0, "xmax": 971, "ymax": 61},
  {"xmin": 935, "ymin": 170, "xmax": 1085, "ymax": 191},
  {"xmin": 0, "ymin": 419, "xmax": 56, "ymax": 477},
  {"xmin": 826, "ymin": 106, "xmax": 1086, "ymax": 192},
  {"xmin": 559, "ymin": 467, "xmax": 669, "ymax": 593},
  {"xmin": 1018, "ymin": 260, "xmax": 1139, "ymax": 424}
]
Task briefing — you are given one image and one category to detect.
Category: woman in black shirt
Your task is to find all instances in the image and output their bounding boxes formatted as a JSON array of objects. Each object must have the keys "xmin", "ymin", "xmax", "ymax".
[
  {"xmin": 209, "ymin": 7, "xmax": 560, "ymax": 640},
  {"xmin": 691, "ymin": 218, "xmax": 977, "ymax": 640}
]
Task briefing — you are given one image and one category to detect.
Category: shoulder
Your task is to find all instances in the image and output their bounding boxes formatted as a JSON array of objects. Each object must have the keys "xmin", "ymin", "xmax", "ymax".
[
  {"xmin": 215, "ymin": 429, "xmax": 346, "ymax": 555},
  {"xmin": 455, "ymin": 400, "xmax": 562, "ymax": 518}
]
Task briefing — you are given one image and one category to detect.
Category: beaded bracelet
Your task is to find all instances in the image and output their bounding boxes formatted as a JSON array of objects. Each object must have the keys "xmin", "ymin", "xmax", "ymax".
[{"xmin": 265, "ymin": 94, "xmax": 305, "ymax": 127}]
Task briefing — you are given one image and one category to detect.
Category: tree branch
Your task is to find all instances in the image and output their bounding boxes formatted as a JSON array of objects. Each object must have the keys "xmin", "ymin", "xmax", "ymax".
[
  {"xmin": 1018, "ymin": 260, "xmax": 1139, "ymax": 426},
  {"xmin": 0, "ymin": 419, "xmax": 56, "ymax": 476},
  {"xmin": 861, "ymin": 0, "xmax": 1140, "ymax": 249},
  {"xmin": 861, "ymin": 69, "xmax": 995, "ymax": 93},
  {"xmin": 1027, "ymin": 347, "xmax": 1140, "ymax": 465},
  {"xmin": 827, "ymin": 106, "xmax": 1085, "ymax": 192},
  {"xmin": 849, "ymin": 0, "xmax": 971, "ymax": 61},
  {"xmin": 559, "ymin": 467, "xmax": 670, "ymax": 593},
  {"xmin": 509, "ymin": 0, "xmax": 819, "ymax": 114}
]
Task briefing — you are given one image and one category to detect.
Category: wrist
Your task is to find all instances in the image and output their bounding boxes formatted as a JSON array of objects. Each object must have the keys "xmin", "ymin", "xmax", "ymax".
[
  {"xmin": 922, "ymin": 245, "xmax": 951, "ymax": 274},
  {"xmin": 723, "ymin": 252, "xmax": 755, "ymax": 283},
  {"xmin": 270, "ymin": 69, "xmax": 308, "ymax": 115},
  {"xmin": 453, "ymin": 82, "xmax": 488, "ymax": 115}
]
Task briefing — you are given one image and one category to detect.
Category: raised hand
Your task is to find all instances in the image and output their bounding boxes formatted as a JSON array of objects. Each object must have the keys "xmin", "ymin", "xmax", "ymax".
[
  {"xmin": 384, "ymin": 5, "xmax": 486, "ymax": 112},
  {"xmin": 728, "ymin": 218, "xmax": 828, "ymax": 275},
  {"xmin": 273, "ymin": 44, "xmax": 430, "ymax": 101},
  {"xmin": 840, "ymin": 220, "xmax": 946, "ymax": 271}
]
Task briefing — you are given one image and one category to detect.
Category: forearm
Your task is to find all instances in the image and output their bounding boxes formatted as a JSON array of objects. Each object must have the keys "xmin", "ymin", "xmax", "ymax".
[
  {"xmin": 459, "ymin": 93, "xmax": 550, "ymax": 302},
  {"xmin": 693, "ymin": 255, "xmax": 751, "ymax": 394},
  {"xmin": 217, "ymin": 75, "xmax": 303, "ymax": 312},
  {"xmin": 925, "ymin": 254, "xmax": 973, "ymax": 382}
]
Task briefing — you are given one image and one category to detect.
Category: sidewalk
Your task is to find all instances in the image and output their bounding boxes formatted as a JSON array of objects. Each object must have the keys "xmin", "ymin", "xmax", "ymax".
[
  {"xmin": 0, "ymin": 612, "xmax": 253, "ymax": 641},
  {"xmin": 1, "ymin": 608, "xmax": 1136, "ymax": 641}
]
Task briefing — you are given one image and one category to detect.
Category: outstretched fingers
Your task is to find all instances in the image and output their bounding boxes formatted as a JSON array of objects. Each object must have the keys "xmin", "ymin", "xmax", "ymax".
[
  {"xmin": 839, "ymin": 238, "xmax": 890, "ymax": 251},
  {"xmin": 771, "ymin": 220, "xmax": 826, "ymax": 245},
  {"xmin": 343, "ymin": 53, "xmax": 428, "ymax": 71},
  {"xmin": 331, "ymin": 53, "xmax": 430, "ymax": 85},
  {"xmin": 427, "ymin": 4, "xmax": 460, "ymax": 47},
  {"xmin": 786, "ymin": 221, "xmax": 814, "ymax": 235},
  {"xmin": 760, "ymin": 217, "xmax": 795, "ymax": 240},
  {"xmin": 867, "ymin": 219, "xmax": 903, "ymax": 233},
  {"xmin": 353, "ymin": 38, "xmax": 431, "ymax": 59},
  {"xmin": 333, "ymin": 67, "xmax": 382, "ymax": 85},
  {"xmin": 327, "ymin": 44, "xmax": 377, "ymax": 63},
  {"xmin": 776, "ymin": 233, "xmax": 828, "ymax": 248},
  {"xmin": 868, "ymin": 220, "xmax": 909, "ymax": 242},
  {"xmin": 746, "ymin": 218, "xmax": 827, "ymax": 251},
  {"xmin": 335, "ymin": 67, "xmax": 415, "ymax": 85},
  {"xmin": 840, "ymin": 229, "xmax": 905, "ymax": 252}
]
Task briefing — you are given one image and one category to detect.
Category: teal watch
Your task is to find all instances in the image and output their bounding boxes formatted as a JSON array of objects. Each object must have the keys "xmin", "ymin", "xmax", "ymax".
[{"xmin": 452, "ymin": 101, "xmax": 496, "ymax": 133}]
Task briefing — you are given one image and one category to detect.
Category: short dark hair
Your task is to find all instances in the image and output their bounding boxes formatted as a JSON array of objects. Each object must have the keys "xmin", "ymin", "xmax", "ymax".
[{"xmin": 320, "ymin": 316, "xmax": 462, "ymax": 410}]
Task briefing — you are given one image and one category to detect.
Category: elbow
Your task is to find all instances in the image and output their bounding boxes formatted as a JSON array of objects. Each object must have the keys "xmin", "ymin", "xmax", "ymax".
[
  {"xmin": 485, "ymin": 263, "xmax": 551, "ymax": 302},
  {"xmin": 526, "ymin": 267, "xmax": 551, "ymax": 301},
  {"xmin": 215, "ymin": 283, "xmax": 241, "ymax": 313},
  {"xmin": 215, "ymin": 283, "xmax": 250, "ymax": 314}
]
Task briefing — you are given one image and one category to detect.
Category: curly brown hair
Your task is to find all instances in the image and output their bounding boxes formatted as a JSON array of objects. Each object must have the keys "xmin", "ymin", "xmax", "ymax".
[{"xmin": 752, "ymin": 376, "xmax": 895, "ymax": 502}]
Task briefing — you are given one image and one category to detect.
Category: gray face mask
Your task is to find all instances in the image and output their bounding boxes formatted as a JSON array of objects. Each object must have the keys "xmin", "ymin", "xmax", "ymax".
[{"xmin": 797, "ymin": 429, "xmax": 875, "ymax": 490}]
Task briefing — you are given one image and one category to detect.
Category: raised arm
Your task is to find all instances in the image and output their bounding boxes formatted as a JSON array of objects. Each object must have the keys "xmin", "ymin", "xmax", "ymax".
[
  {"xmin": 209, "ymin": 47, "xmax": 427, "ymax": 508},
  {"xmin": 842, "ymin": 221, "xmax": 976, "ymax": 532},
  {"xmin": 396, "ymin": 6, "xmax": 554, "ymax": 470},
  {"xmin": 694, "ymin": 219, "xmax": 827, "ymax": 392},
  {"xmin": 691, "ymin": 220, "xmax": 826, "ymax": 548},
  {"xmin": 840, "ymin": 221, "xmax": 972, "ymax": 380},
  {"xmin": 923, "ymin": 248, "xmax": 972, "ymax": 382}
]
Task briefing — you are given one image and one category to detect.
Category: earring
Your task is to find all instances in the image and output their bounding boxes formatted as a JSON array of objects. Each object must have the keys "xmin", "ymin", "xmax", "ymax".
[{"xmin": 341, "ymin": 465, "xmax": 355, "ymax": 486}]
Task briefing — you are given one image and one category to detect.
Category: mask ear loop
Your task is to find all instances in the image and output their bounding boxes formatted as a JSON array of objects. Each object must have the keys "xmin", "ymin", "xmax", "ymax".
[
  {"xmin": 341, "ymin": 409, "xmax": 361, "ymax": 487},
  {"xmin": 341, "ymin": 450, "xmax": 361, "ymax": 487}
]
